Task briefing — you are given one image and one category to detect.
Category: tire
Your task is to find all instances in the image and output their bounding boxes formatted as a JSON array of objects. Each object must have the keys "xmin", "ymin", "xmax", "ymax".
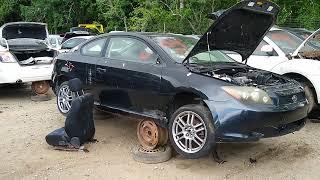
[
  {"xmin": 302, "ymin": 83, "xmax": 317, "ymax": 113},
  {"xmin": 168, "ymin": 104, "xmax": 215, "ymax": 159},
  {"xmin": 132, "ymin": 145, "xmax": 172, "ymax": 164},
  {"xmin": 56, "ymin": 81, "xmax": 73, "ymax": 116}
]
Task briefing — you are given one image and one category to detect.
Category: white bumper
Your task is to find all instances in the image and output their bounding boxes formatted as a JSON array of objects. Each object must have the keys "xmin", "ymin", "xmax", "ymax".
[{"xmin": 0, "ymin": 63, "xmax": 53, "ymax": 84}]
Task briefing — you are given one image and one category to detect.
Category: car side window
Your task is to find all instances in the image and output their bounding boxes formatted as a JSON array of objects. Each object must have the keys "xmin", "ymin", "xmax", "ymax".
[
  {"xmin": 81, "ymin": 38, "xmax": 106, "ymax": 57},
  {"xmin": 252, "ymin": 40, "xmax": 277, "ymax": 56},
  {"xmin": 105, "ymin": 37, "xmax": 158, "ymax": 64},
  {"xmin": 62, "ymin": 38, "xmax": 85, "ymax": 49}
]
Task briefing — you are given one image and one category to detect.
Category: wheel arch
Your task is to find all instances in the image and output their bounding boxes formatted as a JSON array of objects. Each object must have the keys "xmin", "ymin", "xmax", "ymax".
[
  {"xmin": 167, "ymin": 90, "xmax": 210, "ymax": 119},
  {"xmin": 53, "ymin": 75, "xmax": 70, "ymax": 94},
  {"xmin": 284, "ymin": 72, "xmax": 319, "ymax": 103}
]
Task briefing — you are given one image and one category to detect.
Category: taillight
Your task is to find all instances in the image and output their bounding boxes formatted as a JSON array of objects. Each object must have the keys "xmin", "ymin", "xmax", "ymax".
[{"xmin": 0, "ymin": 51, "xmax": 16, "ymax": 63}]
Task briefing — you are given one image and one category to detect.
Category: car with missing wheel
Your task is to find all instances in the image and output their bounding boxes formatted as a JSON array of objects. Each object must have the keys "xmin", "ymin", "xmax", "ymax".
[
  {"xmin": 0, "ymin": 22, "xmax": 56, "ymax": 94},
  {"xmin": 52, "ymin": 0, "xmax": 308, "ymax": 159}
]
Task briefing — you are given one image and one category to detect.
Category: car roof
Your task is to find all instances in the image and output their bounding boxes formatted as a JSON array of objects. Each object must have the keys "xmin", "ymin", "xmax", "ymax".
[
  {"xmin": 98, "ymin": 32, "xmax": 195, "ymax": 40},
  {"xmin": 68, "ymin": 36, "xmax": 94, "ymax": 40}
]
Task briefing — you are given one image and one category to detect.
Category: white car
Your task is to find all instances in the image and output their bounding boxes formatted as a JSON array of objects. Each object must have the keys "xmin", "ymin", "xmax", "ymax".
[
  {"xmin": 229, "ymin": 27, "xmax": 320, "ymax": 114},
  {"xmin": 0, "ymin": 22, "xmax": 56, "ymax": 94},
  {"xmin": 57, "ymin": 36, "xmax": 93, "ymax": 54},
  {"xmin": 48, "ymin": 34, "xmax": 63, "ymax": 49}
]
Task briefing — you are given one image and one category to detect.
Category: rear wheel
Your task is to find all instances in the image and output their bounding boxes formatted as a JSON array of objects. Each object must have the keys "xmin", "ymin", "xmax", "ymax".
[
  {"xmin": 57, "ymin": 81, "xmax": 73, "ymax": 116},
  {"xmin": 169, "ymin": 104, "xmax": 215, "ymax": 159}
]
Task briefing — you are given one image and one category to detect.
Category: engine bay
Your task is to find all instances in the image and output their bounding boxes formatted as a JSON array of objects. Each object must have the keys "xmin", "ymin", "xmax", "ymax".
[{"xmin": 191, "ymin": 65, "xmax": 290, "ymax": 87}]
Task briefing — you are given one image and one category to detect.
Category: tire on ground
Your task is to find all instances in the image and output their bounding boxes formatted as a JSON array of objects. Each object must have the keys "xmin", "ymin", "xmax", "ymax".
[
  {"xmin": 132, "ymin": 145, "xmax": 172, "ymax": 164},
  {"xmin": 168, "ymin": 104, "xmax": 215, "ymax": 159}
]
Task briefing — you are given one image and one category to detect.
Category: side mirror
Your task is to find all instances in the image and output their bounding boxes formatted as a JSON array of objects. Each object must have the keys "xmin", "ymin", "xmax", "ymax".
[
  {"xmin": 0, "ymin": 38, "xmax": 9, "ymax": 51},
  {"xmin": 261, "ymin": 45, "xmax": 274, "ymax": 56}
]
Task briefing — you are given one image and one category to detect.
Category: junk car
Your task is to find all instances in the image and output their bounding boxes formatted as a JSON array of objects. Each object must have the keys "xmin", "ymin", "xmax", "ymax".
[
  {"xmin": 0, "ymin": 22, "xmax": 55, "ymax": 94},
  {"xmin": 52, "ymin": 0, "xmax": 308, "ymax": 158}
]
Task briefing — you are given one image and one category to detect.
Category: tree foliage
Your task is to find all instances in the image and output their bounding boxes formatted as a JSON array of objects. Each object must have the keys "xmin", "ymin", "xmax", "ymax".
[{"xmin": 0, "ymin": 0, "xmax": 319, "ymax": 34}]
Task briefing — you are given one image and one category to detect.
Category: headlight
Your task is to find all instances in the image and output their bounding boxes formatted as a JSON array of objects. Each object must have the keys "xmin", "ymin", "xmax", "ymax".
[
  {"xmin": 0, "ymin": 51, "xmax": 16, "ymax": 63},
  {"xmin": 222, "ymin": 86, "xmax": 273, "ymax": 105}
]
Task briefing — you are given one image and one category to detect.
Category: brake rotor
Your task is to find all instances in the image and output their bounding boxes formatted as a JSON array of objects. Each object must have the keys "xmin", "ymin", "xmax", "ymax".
[{"xmin": 31, "ymin": 81, "xmax": 50, "ymax": 95}]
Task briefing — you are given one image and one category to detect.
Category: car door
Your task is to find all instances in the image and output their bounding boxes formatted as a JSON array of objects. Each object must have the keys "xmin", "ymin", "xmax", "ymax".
[
  {"xmin": 97, "ymin": 36, "xmax": 163, "ymax": 114},
  {"xmin": 77, "ymin": 37, "xmax": 107, "ymax": 95}
]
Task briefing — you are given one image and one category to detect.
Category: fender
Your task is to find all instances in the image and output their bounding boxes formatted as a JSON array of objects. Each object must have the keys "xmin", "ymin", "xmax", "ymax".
[{"xmin": 272, "ymin": 59, "xmax": 320, "ymax": 103}]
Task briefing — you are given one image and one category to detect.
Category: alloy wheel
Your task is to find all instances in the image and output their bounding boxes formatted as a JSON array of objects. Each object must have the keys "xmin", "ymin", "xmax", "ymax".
[
  {"xmin": 57, "ymin": 84, "xmax": 73, "ymax": 114},
  {"xmin": 172, "ymin": 111, "xmax": 207, "ymax": 153}
]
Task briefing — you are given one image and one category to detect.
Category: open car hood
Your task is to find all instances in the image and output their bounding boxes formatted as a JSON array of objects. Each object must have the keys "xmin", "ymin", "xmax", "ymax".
[
  {"xmin": 183, "ymin": 0, "xmax": 279, "ymax": 63},
  {"xmin": 292, "ymin": 28, "xmax": 320, "ymax": 57},
  {"xmin": 0, "ymin": 22, "xmax": 48, "ymax": 40}
]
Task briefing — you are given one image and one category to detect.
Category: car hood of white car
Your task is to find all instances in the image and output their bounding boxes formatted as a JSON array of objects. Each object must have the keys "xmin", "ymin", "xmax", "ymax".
[
  {"xmin": 183, "ymin": 0, "xmax": 280, "ymax": 63},
  {"xmin": 292, "ymin": 28, "xmax": 320, "ymax": 57}
]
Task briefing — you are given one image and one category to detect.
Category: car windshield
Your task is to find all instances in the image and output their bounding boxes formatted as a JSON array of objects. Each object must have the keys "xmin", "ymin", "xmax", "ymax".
[
  {"xmin": 267, "ymin": 30, "xmax": 314, "ymax": 54},
  {"xmin": 189, "ymin": 50, "xmax": 235, "ymax": 64},
  {"xmin": 151, "ymin": 35, "xmax": 197, "ymax": 63},
  {"xmin": 151, "ymin": 35, "xmax": 235, "ymax": 64},
  {"xmin": 62, "ymin": 38, "xmax": 86, "ymax": 49}
]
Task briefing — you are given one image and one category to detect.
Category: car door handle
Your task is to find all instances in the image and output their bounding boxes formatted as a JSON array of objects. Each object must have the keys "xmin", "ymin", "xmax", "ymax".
[{"xmin": 97, "ymin": 67, "xmax": 107, "ymax": 73}]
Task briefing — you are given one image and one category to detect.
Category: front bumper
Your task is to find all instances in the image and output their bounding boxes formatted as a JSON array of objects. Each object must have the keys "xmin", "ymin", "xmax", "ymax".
[{"xmin": 204, "ymin": 100, "xmax": 308, "ymax": 143}]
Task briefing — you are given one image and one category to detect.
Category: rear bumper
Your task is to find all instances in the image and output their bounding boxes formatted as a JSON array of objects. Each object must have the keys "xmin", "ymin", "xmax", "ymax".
[
  {"xmin": 0, "ymin": 63, "xmax": 53, "ymax": 84},
  {"xmin": 204, "ymin": 100, "xmax": 308, "ymax": 142}
]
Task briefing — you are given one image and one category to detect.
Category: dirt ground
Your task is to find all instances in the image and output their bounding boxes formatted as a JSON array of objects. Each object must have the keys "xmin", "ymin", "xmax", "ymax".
[{"xmin": 1, "ymin": 84, "xmax": 320, "ymax": 180}]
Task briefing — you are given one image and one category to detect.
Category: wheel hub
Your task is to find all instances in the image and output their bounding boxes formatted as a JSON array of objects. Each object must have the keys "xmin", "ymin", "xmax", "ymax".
[
  {"xmin": 137, "ymin": 120, "xmax": 168, "ymax": 150},
  {"xmin": 183, "ymin": 126, "xmax": 196, "ymax": 139},
  {"xmin": 31, "ymin": 81, "xmax": 50, "ymax": 95}
]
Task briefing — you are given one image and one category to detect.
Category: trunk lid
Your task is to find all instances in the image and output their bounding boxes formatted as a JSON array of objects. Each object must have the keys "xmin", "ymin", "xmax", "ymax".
[
  {"xmin": 0, "ymin": 22, "xmax": 48, "ymax": 40},
  {"xmin": 183, "ymin": 0, "xmax": 279, "ymax": 63}
]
